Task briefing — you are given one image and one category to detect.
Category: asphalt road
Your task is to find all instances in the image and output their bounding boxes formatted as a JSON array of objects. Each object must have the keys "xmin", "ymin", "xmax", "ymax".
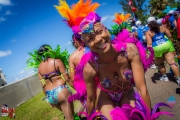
[{"xmin": 145, "ymin": 68, "xmax": 180, "ymax": 120}]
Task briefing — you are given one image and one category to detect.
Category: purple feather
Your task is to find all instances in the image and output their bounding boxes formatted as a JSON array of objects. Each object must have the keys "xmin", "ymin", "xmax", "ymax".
[
  {"xmin": 151, "ymin": 102, "xmax": 172, "ymax": 114},
  {"xmin": 151, "ymin": 111, "xmax": 174, "ymax": 120},
  {"xmin": 130, "ymin": 108, "xmax": 147, "ymax": 120}
]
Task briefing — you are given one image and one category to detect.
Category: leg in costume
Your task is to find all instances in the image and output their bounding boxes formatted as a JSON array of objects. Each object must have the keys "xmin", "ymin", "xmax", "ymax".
[
  {"xmin": 46, "ymin": 85, "xmax": 74, "ymax": 120},
  {"xmin": 96, "ymin": 87, "xmax": 135, "ymax": 120},
  {"xmin": 153, "ymin": 41, "xmax": 176, "ymax": 79},
  {"xmin": 97, "ymin": 89, "xmax": 116, "ymax": 120},
  {"xmin": 57, "ymin": 88, "xmax": 74, "ymax": 120},
  {"xmin": 164, "ymin": 52, "xmax": 180, "ymax": 85},
  {"xmin": 155, "ymin": 58, "xmax": 166, "ymax": 75},
  {"xmin": 119, "ymin": 86, "xmax": 135, "ymax": 106},
  {"xmin": 164, "ymin": 52, "xmax": 179, "ymax": 77},
  {"xmin": 176, "ymin": 41, "xmax": 180, "ymax": 57}
]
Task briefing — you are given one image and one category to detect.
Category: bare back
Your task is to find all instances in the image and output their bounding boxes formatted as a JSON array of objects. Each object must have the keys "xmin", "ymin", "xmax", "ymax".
[
  {"xmin": 38, "ymin": 58, "xmax": 68, "ymax": 91},
  {"xmin": 146, "ymin": 25, "xmax": 173, "ymax": 42},
  {"xmin": 69, "ymin": 46, "xmax": 84, "ymax": 80},
  {"xmin": 69, "ymin": 47, "xmax": 85, "ymax": 66}
]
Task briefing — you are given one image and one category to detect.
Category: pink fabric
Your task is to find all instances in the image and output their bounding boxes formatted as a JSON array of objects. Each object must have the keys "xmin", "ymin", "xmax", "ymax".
[{"xmin": 177, "ymin": 17, "xmax": 180, "ymax": 38}]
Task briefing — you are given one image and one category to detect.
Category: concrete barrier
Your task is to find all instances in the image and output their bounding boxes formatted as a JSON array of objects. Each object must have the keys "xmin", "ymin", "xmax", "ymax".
[{"xmin": 0, "ymin": 75, "xmax": 42, "ymax": 109}]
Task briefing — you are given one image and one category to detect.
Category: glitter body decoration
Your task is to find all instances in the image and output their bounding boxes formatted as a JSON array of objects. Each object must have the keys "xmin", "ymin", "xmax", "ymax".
[{"xmin": 101, "ymin": 78, "xmax": 112, "ymax": 88}]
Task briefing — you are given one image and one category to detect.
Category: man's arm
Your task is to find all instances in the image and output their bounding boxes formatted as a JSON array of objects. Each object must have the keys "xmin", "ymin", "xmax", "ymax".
[
  {"xmin": 127, "ymin": 43, "xmax": 151, "ymax": 110},
  {"xmin": 83, "ymin": 62, "xmax": 97, "ymax": 116}
]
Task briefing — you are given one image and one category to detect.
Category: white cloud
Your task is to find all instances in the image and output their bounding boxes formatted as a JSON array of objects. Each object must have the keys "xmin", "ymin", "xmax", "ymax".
[
  {"xmin": 26, "ymin": 56, "xmax": 30, "ymax": 60},
  {"xmin": 15, "ymin": 69, "xmax": 35, "ymax": 80},
  {"xmin": 65, "ymin": 41, "xmax": 72, "ymax": 46},
  {"xmin": 101, "ymin": 15, "xmax": 109, "ymax": 22},
  {"xmin": 19, "ymin": 70, "xmax": 25, "ymax": 75},
  {"xmin": 0, "ymin": 17, "xmax": 6, "ymax": 22},
  {"xmin": 7, "ymin": 68, "xmax": 36, "ymax": 83},
  {"xmin": 101, "ymin": 15, "xmax": 116, "ymax": 23},
  {"xmin": 0, "ymin": 0, "xmax": 12, "ymax": 5},
  {"xmin": 0, "ymin": 50, "xmax": 11, "ymax": 57},
  {"xmin": 110, "ymin": 15, "xmax": 115, "ymax": 20},
  {"xmin": 5, "ymin": 10, "xmax": 12, "ymax": 15},
  {"xmin": 101, "ymin": 2, "xmax": 107, "ymax": 6},
  {"xmin": 11, "ymin": 39, "xmax": 16, "ymax": 42}
]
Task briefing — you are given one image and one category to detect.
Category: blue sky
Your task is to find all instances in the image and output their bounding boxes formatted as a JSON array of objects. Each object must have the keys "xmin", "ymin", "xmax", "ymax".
[{"xmin": 0, "ymin": 0, "xmax": 149, "ymax": 84}]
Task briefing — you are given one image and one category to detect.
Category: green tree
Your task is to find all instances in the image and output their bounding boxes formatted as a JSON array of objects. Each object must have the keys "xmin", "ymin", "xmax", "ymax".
[
  {"xmin": 149, "ymin": 0, "xmax": 180, "ymax": 17},
  {"xmin": 149, "ymin": 0, "xmax": 170, "ymax": 16},
  {"xmin": 119, "ymin": 0, "xmax": 149, "ymax": 24}
]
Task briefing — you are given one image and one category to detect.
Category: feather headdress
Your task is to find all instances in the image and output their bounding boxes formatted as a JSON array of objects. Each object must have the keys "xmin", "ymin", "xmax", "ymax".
[
  {"xmin": 109, "ymin": 13, "xmax": 132, "ymax": 36},
  {"xmin": 27, "ymin": 45, "xmax": 70, "ymax": 71},
  {"xmin": 55, "ymin": 0, "xmax": 100, "ymax": 35},
  {"xmin": 113, "ymin": 13, "xmax": 131, "ymax": 25}
]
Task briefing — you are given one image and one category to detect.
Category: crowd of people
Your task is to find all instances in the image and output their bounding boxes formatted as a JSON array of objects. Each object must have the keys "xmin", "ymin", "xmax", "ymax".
[{"xmin": 27, "ymin": 0, "xmax": 180, "ymax": 120}]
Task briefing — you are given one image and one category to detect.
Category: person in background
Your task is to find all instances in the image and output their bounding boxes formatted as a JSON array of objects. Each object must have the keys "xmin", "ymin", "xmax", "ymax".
[
  {"xmin": 37, "ymin": 44, "xmax": 74, "ymax": 120},
  {"xmin": 146, "ymin": 20, "xmax": 180, "ymax": 85},
  {"xmin": 69, "ymin": 34, "xmax": 86, "ymax": 84}
]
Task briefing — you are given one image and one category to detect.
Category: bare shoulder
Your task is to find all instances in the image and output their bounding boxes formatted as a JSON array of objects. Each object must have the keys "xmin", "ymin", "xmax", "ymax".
[
  {"xmin": 145, "ymin": 30, "xmax": 151, "ymax": 35},
  {"xmin": 55, "ymin": 58, "xmax": 63, "ymax": 63},
  {"xmin": 69, "ymin": 50, "xmax": 81, "ymax": 60},
  {"xmin": 83, "ymin": 62, "xmax": 97, "ymax": 82},
  {"xmin": 54, "ymin": 59, "xmax": 64, "ymax": 67},
  {"xmin": 126, "ymin": 43, "xmax": 138, "ymax": 51},
  {"xmin": 69, "ymin": 51, "xmax": 76, "ymax": 60},
  {"xmin": 126, "ymin": 43, "xmax": 139, "ymax": 60},
  {"xmin": 160, "ymin": 26, "xmax": 166, "ymax": 32}
]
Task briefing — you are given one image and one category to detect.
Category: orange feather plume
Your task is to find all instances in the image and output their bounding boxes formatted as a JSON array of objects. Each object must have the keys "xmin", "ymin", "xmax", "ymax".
[
  {"xmin": 54, "ymin": 0, "xmax": 100, "ymax": 27},
  {"xmin": 113, "ymin": 13, "xmax": 131, "ymax": 24}
]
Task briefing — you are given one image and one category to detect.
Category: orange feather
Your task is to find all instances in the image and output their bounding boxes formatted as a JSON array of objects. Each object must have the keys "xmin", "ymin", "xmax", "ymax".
[{"xmin": 55, "ymin": 0, "xmax": 100, "ymax": 27}]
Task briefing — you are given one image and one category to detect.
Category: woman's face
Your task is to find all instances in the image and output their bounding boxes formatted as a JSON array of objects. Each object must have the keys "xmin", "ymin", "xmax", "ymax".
[{"xmin": 81, "ymin": 22, "xmax": 111, "ymax": 54}]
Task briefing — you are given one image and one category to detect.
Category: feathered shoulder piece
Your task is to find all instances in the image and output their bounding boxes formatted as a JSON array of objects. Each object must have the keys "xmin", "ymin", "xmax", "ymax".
[
  {"xmin": 27, "ymin": 45, "xmax": 70, "ymax": 71},
  {"xmin": 54, "ymin": 0, "xmax": 100, "ymax": 28}
]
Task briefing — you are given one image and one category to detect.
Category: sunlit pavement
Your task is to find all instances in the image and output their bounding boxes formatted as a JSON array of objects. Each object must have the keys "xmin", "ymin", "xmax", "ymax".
[{"xmin": 146, "ymin": 68, "xmax": 180, "ymax": 120}]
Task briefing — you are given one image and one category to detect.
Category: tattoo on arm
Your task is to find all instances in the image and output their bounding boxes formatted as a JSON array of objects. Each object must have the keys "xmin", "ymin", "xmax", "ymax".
[{"xmin": 127, "ymin": 51, "xmax": 139, "ymax": 58}]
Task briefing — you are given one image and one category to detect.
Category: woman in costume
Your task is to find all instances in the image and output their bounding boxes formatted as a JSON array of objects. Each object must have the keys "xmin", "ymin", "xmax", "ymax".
[
  {"xmin": 55, "ymin": 0, "xmax": 173, "ymax": 119},
  {"xmin": 27, "ymin": 44, "xmax": 74, "ymax": 120},
  {"xmin": 146, "ymin": 19, "xmax": 180, "ymax": 85},
  {"xmin": 69, "ymin": 34, "xmax": 86, "ymax": 87},
  {"xmin": 55, "ymin": 0, "xmax": 100, "ymax": 106}
]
